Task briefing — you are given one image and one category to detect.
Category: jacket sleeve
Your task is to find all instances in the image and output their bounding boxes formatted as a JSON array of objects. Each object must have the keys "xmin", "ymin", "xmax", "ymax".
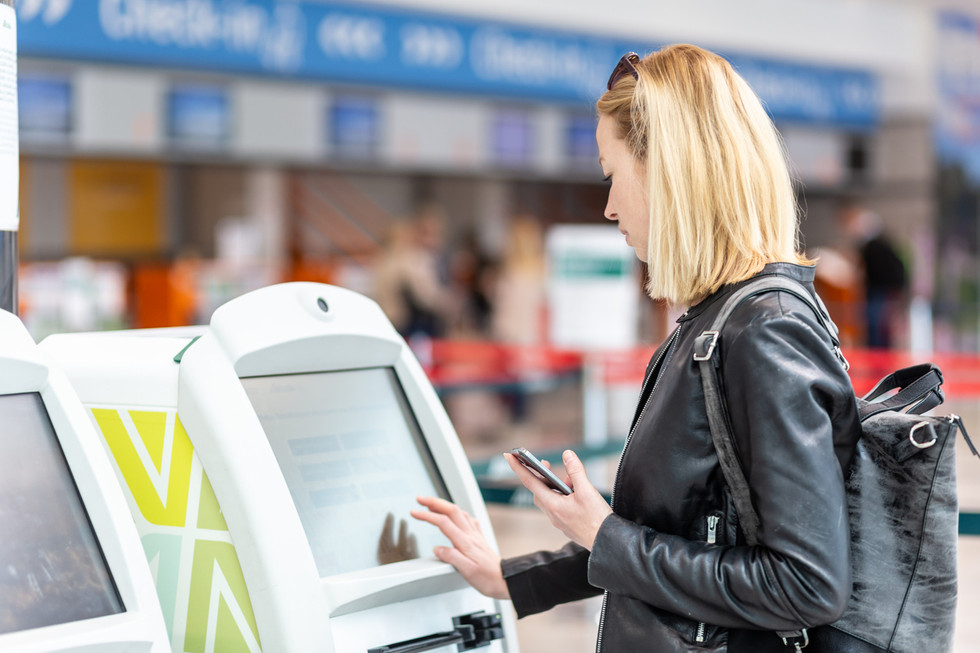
[
  {"xmin": 587, "ymin": 303, "xmax": 859, "ymax": 631},
  {"xmin": 501, "ymin": 542, "xmax": 602, "ymax": 618}
]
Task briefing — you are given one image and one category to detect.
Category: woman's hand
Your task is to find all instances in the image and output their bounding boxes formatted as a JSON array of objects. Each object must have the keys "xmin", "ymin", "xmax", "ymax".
[
  {"xmin": 504, "ymin": 450, "xmax": 612, "ymax": 550},
  {"xmin": 410, "ymin": 496, "xmax": 510, "ymax": 600}
]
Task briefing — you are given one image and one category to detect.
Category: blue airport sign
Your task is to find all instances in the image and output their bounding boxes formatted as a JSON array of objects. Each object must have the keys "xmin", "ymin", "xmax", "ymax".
[
  {"xmin": 936, "ymin": 10, "xmax": 980, "ymax": 182},
  {"xmin": 17, "ymin": 0, "xmax": 878, "ymax": 127}
]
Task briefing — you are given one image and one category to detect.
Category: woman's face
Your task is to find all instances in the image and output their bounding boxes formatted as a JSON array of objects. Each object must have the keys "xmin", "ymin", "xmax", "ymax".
[{"xmin": 597, "ymin": 114, "xmax": 649, "ymax": 262}]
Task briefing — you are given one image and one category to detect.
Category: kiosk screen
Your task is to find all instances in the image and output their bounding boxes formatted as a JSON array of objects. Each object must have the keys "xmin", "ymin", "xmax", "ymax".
[
  {"xmin": 0, "ymin": 393, "xmax": 124, "ymax": 635},
  {"xmin": 242, "ymin": 368, "xmax": 452, "ymax": 577}
]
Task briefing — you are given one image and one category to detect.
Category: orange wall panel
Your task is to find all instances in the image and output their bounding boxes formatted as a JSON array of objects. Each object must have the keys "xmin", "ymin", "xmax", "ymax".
[{"xmin": 69, "ymin": 160, "xmax": 163, "ymax": 255}]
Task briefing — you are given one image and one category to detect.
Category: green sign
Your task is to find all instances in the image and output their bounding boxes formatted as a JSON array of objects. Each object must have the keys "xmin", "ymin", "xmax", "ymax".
[{"xmin": 555, "ymin": 253, "xmax": 631, "ymax": 279}]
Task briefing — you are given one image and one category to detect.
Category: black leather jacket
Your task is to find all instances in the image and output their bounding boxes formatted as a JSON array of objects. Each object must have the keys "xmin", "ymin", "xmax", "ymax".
[{"xmin": 501, "ymin": 263, "xmax": 862, "ymax": 652}]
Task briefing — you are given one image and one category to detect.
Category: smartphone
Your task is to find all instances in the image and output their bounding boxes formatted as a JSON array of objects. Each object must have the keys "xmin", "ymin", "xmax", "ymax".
[{"xmin": 509, "ymin": 447, "xmax": 573, "ymax": 495}]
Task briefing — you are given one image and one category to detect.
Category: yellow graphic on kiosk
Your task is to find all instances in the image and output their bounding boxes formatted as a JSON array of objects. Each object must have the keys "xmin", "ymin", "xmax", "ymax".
[{"xmin": 92, "ymin": 408, "xmax": 262, "ymax": 653}]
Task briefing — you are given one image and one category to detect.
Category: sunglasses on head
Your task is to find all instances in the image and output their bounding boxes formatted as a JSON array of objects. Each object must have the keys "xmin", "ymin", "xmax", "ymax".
[{"xmin": 607, "ymin": 52, "xmax": 640, "ymax": 90}]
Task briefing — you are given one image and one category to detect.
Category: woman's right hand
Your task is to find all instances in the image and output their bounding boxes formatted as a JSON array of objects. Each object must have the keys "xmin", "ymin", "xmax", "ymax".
[{"xmin": 410, "ymin": 496, "xmax": 510, "ymax": 600}]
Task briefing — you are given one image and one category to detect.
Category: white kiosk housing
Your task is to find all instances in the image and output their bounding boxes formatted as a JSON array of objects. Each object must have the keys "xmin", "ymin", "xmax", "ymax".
[
  {"xmin": 0, "ymin": 310, "xmax": 169, "ymax": 653},
  {"xmin": 42, "ymin": 283, "xmax": 518, "ymax": 653}
]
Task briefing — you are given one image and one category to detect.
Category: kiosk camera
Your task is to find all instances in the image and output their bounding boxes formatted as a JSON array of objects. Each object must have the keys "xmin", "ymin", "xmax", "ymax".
[
  {"xmin": 0, "ymin": 310, "xmax": 169, "ymax": 653},
  {"xmin": 42, "ymin": 283, "xmax": 519, "ymax": 653}
]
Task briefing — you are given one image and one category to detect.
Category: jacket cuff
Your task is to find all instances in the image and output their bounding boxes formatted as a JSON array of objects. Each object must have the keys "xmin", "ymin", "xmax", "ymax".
[
  {"xmin": 588, "ymin": 513, "xmax": 651, "ymax": 590},
  {"xmin": 501, "ymin": 542, "xmax": 595, "ymax": 618},
  {"xmin": 502, "ymin": 558, "xmax": 542, "ymax": 619}
]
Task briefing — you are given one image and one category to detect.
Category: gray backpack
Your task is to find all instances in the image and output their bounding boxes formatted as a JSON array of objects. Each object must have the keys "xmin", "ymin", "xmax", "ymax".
[{"xmin": 694, "ymin": 276, "xmax": 977, "ymax": 652}]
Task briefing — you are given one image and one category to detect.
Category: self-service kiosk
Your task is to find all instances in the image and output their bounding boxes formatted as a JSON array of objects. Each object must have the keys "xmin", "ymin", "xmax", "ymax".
[
  {"xmin": 0, "ymin": 310, "xmax": 169, "ymax": 653},
  {"xmin": 41, "ymin": 283, "xmax": 519, "ymax": 653}
]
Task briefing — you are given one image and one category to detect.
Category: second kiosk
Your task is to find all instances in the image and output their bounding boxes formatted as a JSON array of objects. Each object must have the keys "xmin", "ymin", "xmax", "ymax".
[{"xmin": 42, "ymin": 283, "xmax": 519, "ymax": 653}]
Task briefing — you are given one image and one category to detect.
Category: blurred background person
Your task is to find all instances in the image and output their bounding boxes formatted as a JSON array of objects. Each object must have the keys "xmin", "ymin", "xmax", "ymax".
[
  {"xmin": 372, "ymin": 203, "xmax": 454, "ymax": 341},
  {"xmin": 840, "ymin": 201, "xmax": 908, "ymax": 349},
  {"xmin": 491, "ymin": 214, "xmax": 547, "ymax": 346},
  {"xmin": 448, "ymin": 230, "xmax": 496, "ymax": 338}
]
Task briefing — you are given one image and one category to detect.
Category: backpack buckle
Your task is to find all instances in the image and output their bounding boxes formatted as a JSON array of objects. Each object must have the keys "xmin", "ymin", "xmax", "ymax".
[
  {"xmin": 693, "ymin": 331, "xmax": 719, "ymax": 361},
  {"xmin": 780, "ymin": 628, "xmax": 809, "ymax": 650},
  {"xmin": 909, "ymin": 421, "xmax": 938, "ymax": 449}
]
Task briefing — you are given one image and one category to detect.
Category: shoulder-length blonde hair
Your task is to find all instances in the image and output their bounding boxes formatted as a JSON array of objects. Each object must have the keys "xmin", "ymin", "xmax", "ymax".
[{"xmin": 596, "ymin": 44, "xmax": 810, "ymax": 305}]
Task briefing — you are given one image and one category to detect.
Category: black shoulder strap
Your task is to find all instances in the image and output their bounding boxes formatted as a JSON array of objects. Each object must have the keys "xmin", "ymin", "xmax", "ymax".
[{"xmin": 694, "ymin": 276, "xmax": 837, "ymax": 547}]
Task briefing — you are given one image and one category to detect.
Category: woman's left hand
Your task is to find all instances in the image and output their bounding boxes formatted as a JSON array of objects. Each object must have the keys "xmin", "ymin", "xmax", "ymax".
[{"xmin": 504, "ymin": 449, "xmax": 613, "ymax": 550}]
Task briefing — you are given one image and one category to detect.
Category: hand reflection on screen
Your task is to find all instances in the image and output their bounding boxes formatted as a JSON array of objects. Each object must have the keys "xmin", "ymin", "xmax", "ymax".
[{"xmin": 377, "ymin": 512, "xmax": 419, "ymax": 565}]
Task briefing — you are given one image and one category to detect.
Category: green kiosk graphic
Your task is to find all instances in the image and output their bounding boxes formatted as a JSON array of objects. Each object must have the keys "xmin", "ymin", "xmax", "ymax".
[{"xmin": 92, "ymin": 408, "xmax": 261, "ymax": 653}]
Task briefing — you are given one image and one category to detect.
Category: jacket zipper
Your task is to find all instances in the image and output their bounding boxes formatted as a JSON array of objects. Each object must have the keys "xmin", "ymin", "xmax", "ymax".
[
  {"xmin": 695, "ymin": 514, "xmax": 720, "ymax": 643},
  {"xmin": 596, "ymin": 323, "xmax": 684, "ymax": 653}
]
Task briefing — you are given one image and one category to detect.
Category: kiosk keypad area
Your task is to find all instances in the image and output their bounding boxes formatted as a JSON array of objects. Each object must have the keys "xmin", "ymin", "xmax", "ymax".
[{"xmin": 41, "ymin": 283, "xmax": 518, "ymax": 653}]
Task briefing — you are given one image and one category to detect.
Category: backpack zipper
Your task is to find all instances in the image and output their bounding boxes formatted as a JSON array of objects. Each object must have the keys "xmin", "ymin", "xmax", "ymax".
[{"xmin": 596, "ymin": 323, "xmax": 684, "ymax": 653}]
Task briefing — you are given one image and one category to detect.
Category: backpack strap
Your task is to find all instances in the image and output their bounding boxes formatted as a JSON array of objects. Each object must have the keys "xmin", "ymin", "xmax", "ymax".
[
  {"xmin": 859, "ymin": 363, "xmax": 944, "ymax": 419},
  {"xmin": 695, "ymin": 275, "xmax": 835, "ymax": 648}
]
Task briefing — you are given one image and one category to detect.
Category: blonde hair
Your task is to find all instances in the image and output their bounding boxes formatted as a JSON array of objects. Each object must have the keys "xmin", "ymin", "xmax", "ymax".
[{"xmin": 597, "ymin": 44, "xmax": 810, "ymax": 304}]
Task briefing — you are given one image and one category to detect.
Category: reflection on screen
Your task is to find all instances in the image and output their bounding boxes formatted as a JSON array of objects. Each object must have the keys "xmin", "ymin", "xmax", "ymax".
[
  {"xmin": 0, "ymin": 393, "xmax": 124, "ymax": 635},
  {"xmin": 241, "ymin": 368, "xmax": 452, "ymax": 578}
]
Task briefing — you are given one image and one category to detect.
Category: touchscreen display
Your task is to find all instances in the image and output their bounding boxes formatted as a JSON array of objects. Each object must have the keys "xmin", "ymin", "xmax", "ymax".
[
  {"xmin": 0, "ymin": 393, "xmax": 124, "ymax": 635},
  {"xmin": 241, "ymin": 368, "xmax": 451, "ymax": 577}
]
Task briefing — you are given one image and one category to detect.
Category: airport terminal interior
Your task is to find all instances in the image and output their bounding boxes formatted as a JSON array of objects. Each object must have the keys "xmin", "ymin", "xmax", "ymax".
[{"xmin": 4, "ymin": 0, "xmax": 980, "ymax": 651}]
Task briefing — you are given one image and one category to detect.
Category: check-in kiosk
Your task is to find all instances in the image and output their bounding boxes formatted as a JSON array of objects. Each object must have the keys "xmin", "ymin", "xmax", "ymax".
[
  {"xmin": 0, "ymin": 310, "xmax": 169, "ymax": 653},
  {"xmin": 42, "ymin": 283, "xmax": 518, "ymax": 653}
]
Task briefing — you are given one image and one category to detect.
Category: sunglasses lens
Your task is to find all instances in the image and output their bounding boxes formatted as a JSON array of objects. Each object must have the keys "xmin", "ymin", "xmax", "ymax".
[{"xmin": 607, "ymin": 53, "xmax": 639, "ymax": 90}]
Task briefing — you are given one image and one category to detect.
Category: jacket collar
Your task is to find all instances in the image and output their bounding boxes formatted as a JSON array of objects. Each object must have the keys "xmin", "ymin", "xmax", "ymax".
[{"xmin": 677, "ymin": 262, "xmax": 817, "ymax": 323}]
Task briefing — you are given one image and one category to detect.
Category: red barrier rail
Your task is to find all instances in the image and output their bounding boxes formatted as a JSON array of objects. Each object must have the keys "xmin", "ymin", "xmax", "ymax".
[
  {"xmin": 424, "ymin": 339, "xmax": 583, "ymax": 389},
  {"xmin": 423, "ymin": 339, "xmax": 980, "ymax": 399},
  {"xmin": 844, "ymin": 349, "xmax": 980, "ymax": 398}
]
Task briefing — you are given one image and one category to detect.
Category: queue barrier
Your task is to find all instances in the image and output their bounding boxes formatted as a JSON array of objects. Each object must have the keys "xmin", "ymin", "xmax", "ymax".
[
  {"xmin": 420, "ymin": 338, "xmax": 980, "ymax": 537},
  {"xmin": 425, "ymin": 339, "xmax": 980, "ymax": 398}
]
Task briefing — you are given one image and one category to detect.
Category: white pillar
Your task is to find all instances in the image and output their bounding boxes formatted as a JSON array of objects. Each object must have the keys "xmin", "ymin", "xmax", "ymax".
[{"xmin": 246, "ymin": 166, "xmax": 288, "ymax": 267}]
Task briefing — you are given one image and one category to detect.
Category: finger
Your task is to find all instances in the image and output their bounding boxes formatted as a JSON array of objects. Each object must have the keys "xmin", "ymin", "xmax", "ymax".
[
  {"xmin": 410, "ymin": 509, "xmax": 468, "ymax": 544},
  {"xmin": 561, "ymin": 450, "xmax": 591, "ymax": 491},
  {"xmin": 504, "ymin": 454, "xmax": 564, "ymax": 509},
  {"xmin": 433, "ymin": 545, "xmax": 482, "ymax": 575},
  {"xmin": 416, "ymin": 496, "xmax": 473, "ymax": 531}
]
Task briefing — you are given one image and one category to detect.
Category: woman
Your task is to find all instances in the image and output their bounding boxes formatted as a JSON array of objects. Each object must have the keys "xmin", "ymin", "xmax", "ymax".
[{"xmin": 412, "ymin": 44, "xmax": 860, "ymax": 652}]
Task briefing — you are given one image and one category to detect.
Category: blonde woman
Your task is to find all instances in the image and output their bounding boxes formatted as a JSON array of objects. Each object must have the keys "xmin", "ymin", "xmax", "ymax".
[
  {"xmin": 491, "ymin": 213, "xmax": 547, "ymax": 345},
  {"xmin": 413, "ymin": 45, "xmax": 860, "ymax": 652}
]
